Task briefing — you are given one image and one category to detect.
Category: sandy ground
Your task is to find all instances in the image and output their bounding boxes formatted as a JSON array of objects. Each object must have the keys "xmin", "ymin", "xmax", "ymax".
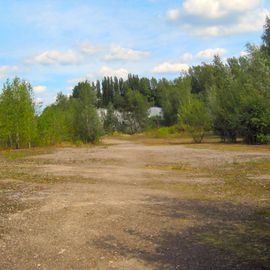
[{"xmin": 0, "ymin": 138, "xmax": 269, "ymax": 270}]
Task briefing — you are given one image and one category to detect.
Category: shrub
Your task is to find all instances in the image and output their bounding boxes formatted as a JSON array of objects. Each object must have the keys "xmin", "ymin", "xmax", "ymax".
[{"xmin": 179, "ymin": 98, "xmax": 211, "ymax": 143}]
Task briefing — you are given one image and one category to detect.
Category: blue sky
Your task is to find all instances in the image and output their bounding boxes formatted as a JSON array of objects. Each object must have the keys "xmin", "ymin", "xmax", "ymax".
[{"xmin": 0, "ymin": 0, "xmax": 269, "ymax": 105}]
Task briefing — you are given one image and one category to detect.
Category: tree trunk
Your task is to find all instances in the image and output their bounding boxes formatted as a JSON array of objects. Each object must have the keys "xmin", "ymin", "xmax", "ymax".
[{"xmin": 16, "ymin": 132, "xmax": 20, "ymax": 149}]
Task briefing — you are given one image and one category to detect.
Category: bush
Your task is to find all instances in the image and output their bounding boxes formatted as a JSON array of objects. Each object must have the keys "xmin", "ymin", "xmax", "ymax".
[
  {"xmin": 179, "ymin": 98, "xmax": 211, "ymax": 143},
  {"xmin": 257, "ymin": 134, "xmax": 270, "ymax": 144},
  {"xmin": 145, "ymin": 125, "xmax": 180, "ymax": 137}
]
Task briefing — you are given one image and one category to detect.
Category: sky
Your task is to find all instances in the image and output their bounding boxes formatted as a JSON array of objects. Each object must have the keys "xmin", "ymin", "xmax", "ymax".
[{"xmin": 0, "ymin": 0, "xmax": 269, "ymax": 105}]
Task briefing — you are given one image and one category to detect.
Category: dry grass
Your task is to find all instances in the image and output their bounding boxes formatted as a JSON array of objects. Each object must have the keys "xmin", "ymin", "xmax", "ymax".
[
  {"xmin": 145, "ymin": 162, "xmax": 193, "ymax": 172},
  {"xmin": 146, "ymin": 159, "xmax": 270, "ymax": 205},
  {"xmin": 0, "ymin": 147, "xmax": 56, "ymax": 160},
  {"xmin": 186, "ymin": 143, "xmax": 270, "ymax": 153},
  {"xmin": 146, "ymin": 156, "xmax": 270, "ymax": 268},
  {"xmin": 0, "ymin": 165, "xmax": 96, "ymax": 184},
  {"xmin": 109, "ymin": 133, "xmax": 220, "ymax": 146}
]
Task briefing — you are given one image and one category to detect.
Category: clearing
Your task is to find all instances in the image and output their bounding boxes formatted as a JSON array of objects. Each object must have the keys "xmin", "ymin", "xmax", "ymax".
[{"xmin": 0, "ymin": 137, "xmax": 270, "ymax": 270}]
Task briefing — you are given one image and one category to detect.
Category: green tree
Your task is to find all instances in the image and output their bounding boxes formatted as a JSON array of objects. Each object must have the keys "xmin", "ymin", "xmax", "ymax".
[
  {"xmin": 208, "ymin": 56, "xmax": 242, "ymax": 142},
  {"xmin": 0, "ymin": 78, "xmax": 36, "ymax": 148},
  {"xmin": 37, "ymin": 93, "xmax": 75, "ymax": 145},
  {"xmin": 103, "ymin": 102, "xmax": 119, "ymax": 134},
  {"xmin": 158, "ymin": 77, "xmax": 191, "ymax": 126},
  {"xmin": 179, "ymin": 98, "xmax": 211, "ymax": 143},
  {"xmin": 189, "ymin": 63, "xmax": 215, "ymax": 98},
  {"xmin": 261, "ymin": 16, "xmax": 270, "ymax": 55},
  {"xmin": 239, "ymin": 45, "xmax": 270, "ymax": 143},
  {"xmin": 123, "ymin": 89, "xmax": 149, "ymax": 134},
  {"xmin": 73, "ymin": 82, "xmax": 102, "ymax": 143}
]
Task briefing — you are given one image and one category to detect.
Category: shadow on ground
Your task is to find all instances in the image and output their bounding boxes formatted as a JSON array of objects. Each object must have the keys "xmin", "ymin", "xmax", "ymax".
[{"xmin": 93, "ymin": 196, "xmax": 270, "ymax": 270}]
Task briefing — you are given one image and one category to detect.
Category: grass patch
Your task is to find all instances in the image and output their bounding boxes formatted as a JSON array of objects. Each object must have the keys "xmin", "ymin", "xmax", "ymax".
[
  {"xmin": 146, "ymin": 159, "xmax": 270, "ymax": 205},
  {"xmin": 0, "ymin": 147, "xmax": 55, "ymax": 160},
  {"xmin": 145, "ymin": 126, "xmax": 182, "ymax": 138},
  {"xmin": 199, "ymin": 221, "xmax": 270, "ymax": 268},
  {"xmin": 0, "ymin": 167, "xmax": 96, "ymax": 184},
  {"xmin": 108, "ymin": 130, "xmax": 220, "ymax": 146},
  {"xmin": 146, "ymin": 158, "xmax": 270, "ymax": 268},
  {"xmin": 186, "ymin": 142, "xmax": 270, "ymax": 153},
  {"xmin": 145, "ymin": 162, "xmax": 193, "ymax": 172}
]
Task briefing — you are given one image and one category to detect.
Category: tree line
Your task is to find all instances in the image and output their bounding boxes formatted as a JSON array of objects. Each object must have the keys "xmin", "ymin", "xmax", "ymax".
[{"xmin": 1, "ymin": 18, "xmax": 270, "ymax": 148}]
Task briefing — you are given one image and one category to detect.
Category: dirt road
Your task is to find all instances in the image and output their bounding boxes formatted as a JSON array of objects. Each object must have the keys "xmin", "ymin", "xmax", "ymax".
[{"xmin": 0, "ymin": 138, "xmax": 269, "ymax": 269}]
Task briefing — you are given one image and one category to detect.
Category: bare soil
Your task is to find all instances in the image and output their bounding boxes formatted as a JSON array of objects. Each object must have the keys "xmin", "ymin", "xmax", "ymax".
[{"xmin": 0, "ymin": 138, "xmax": 269, "ymax": 270}]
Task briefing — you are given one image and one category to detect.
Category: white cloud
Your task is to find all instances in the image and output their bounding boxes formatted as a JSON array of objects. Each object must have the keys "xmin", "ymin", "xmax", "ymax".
[
  {"xmin": 104, "ymin": 45, "xmax": 149, "ymax": 61},
  {"xmin": 26, "ymin": 44, "xmax": 149, "ymax": 66},
  {"xmin": 152, "ymin": 62, "xmax": 189, "ymax": 74},
  {"xmin": 33, "ymin": 85, "xmax": 47, "ymax": 93},
  {"xmin": 26, "ymin": 49, "xmax": 82, "ymax": 65},
  {"xmin": 240, "ymin": 51, "xmax": 249, "ymax": 57},
  {"xmin": 167, "ymin": 0, "xmax": 267, "ymax": 37},
  {"xmin": 79, "ymin": 43, "xmax": 103, "ymax": 55},
  {"xmin": 68, "ymin": 67, "xmax": 129, "ymax": 83},
  {"xmin": 0, "ymin": 65, "xmax": 18, "ymax": 79},
  {"xmin": 196, "ymin": 48, "xmax": 227, "ymax": 59},
  {"xmin": 181, "ymin": 53, "xmax": 193, "ymax": 62},
  {"xmin": 0, "ymin": 65, "xmax": 18, "ymax": 73},
  {"xmin": 183, "ymin": 0, "xmax": 260, "ymax": 19},
  {"xmin": 99, "ymin": 66, "xmax": 129, "ymax": 79},
  {"xmin": 67, "ymin": 78, "xmax": 86, "ymax": 84},
  {"xmin": 166, "ymin": 9, "xmax": 180, "ymax": 21},
  {"xmin": 193, "ymin": 8, "xmax": 269, "ymax": 36}
]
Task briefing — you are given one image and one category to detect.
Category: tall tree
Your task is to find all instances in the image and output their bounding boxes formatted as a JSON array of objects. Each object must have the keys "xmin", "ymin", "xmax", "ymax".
[
  {"xmin": 0, "ymin": 78, "xmax": 36, "ymax": 148},
  {"xmin": 123, "ymin": 89, "xmax": 149, "ymax": 134},
  {"xmin": 103, "ymin": 102, "xmax": 119, "ymax": 134},
  {"xmin": 73, "ymin": 82, "xmax": 102, "ymax": 143},
  {"xmin": 38, "ymin": 92, "xmax": 75, "ymax": 145},
  {"xmin": 261, "ymin": 16, "xmax": 270, "ymax": 55}
]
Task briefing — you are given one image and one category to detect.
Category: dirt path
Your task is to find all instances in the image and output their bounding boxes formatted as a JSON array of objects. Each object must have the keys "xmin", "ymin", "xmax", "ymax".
[{"xmin": 0, "ymin": 139, "xmax": 269, "ymax": 270}]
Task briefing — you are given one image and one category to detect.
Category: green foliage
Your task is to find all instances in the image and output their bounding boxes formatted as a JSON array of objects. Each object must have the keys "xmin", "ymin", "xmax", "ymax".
[
  {"xmin": 208, "ymin": 61, "xmax": 241, "ymax": 143},
  {"xmin": 257, "ymin": 134, "xmax": 270, "ymax": 144},
  {"xmin": 0, "ymin": 78, "xmax": 37, "ymax": 148},
  {"xmin": 37, "ymin": 82, "xmax": 102, "ymax": 145},
  {"xmin": 121, "ymin": 89, "xmax": 149, "ymax": 134},
  {"xmin": 239, "ymin": 46, "xmax": 270, "ymax": 144},
  {"xmin": 158, "ymin": 77, "xmax": 192, "ymax": 126},
  {"xmin": 73, "ymin": 81, "xmax": 102, "ymax": 143},
  {"xmin": 147, "ymin": 115, "xmax": 163, "ymax": 129},
  {"xmin": 261, "ymin": 16, "xmax": 270, "ymax": 55},
  {"xmin": 103, "ymin": 102, "xmax": 119, "ymax": 134},
  {"xmin": 179, "ymin": 98, "xmax": 211, "ymax": 143},
  {"xmin": 146, "ymin": 125, "xmax": 180, "ymax": 137},
  {"xmin": 189, "ymin": 63, "xmax": 215, "ymax": 97},
  {"xmin": 37, "ymin": 93, "xmax": 75, "ymax": 145}
]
